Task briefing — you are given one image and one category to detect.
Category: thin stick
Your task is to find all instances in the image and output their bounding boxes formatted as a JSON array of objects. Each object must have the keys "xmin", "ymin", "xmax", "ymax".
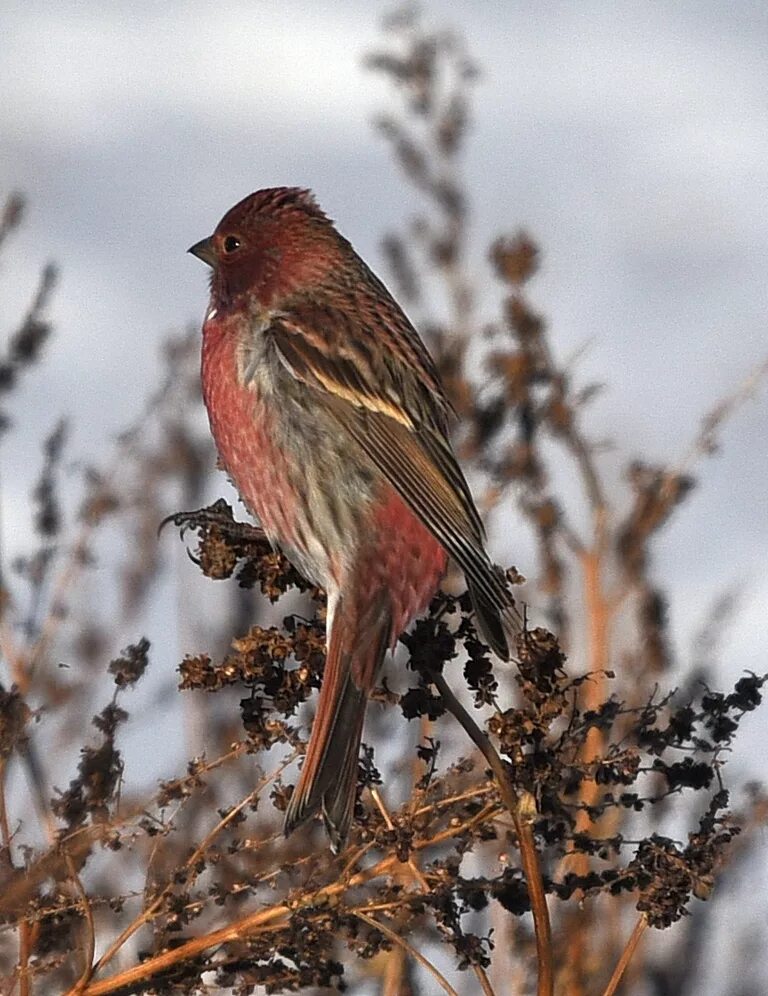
[
  {"xmin": 412, "ymin": 783, "xmax": 495, "ymax": 817},
  {"xmin": 17, "ymin": 920, "xmax": 31, "ymax": 996},
  {"xmin": 66, "ymin": 856, "xmax": 96, "ymax": 994},
  {"xmin": 370, "ymin": 786, "xmax": 430, "ymax": 891},
  {"xmin": 428, "ymin": 669, "xmax": 553, "ymax": 996},
  {"xmin": 1, "ymin": 757, "xmax": 31, "ymax": 996},
  {"xmin": 672, "ymin": 356, "xmax": 768, "ymax": 490},
  {"xmin": 104, "ymin": 881, "xmax": 334, "ymax": 993},
  {"xmin": 354, "ymin": 911, "xmax": 459, "ymax": 996},
  {"xmin": 92, "ymin": 758, "xmax": 292, "ymax": 978},
  {"xmin": 559, "ymin": 532, "xmax": 613, "ymax": 993},
  {"xmin": 472, "ymin": 963, "xmax": 497, "ymax": 996},
  {"xmin": 0, "ymin": 759, "xmax": 13, "ymax": 868},
  {"xmin": 601, "ymin": 916, "xmax": 647, "ymax": 996}
]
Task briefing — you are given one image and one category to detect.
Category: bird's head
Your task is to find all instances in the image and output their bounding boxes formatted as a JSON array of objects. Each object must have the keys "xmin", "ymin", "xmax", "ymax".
[{"xmin": 189, "ymin": 187, "xmax": 341, "ymax": 310}]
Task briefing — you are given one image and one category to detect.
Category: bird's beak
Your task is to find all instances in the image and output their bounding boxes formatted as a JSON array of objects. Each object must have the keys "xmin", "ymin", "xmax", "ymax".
[{"xmin": 188, "ymin": 236, "xmax": 217, "ymax": 268}]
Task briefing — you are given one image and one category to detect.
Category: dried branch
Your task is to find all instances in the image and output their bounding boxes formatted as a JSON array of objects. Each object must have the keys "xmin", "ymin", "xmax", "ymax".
[
  {"xmin": 428, "ymin": 668, "xmax": 554, "ymax": 996},
  {"xmin": 354, "ymin": 911, "xmax": 459, "ymax": 996},
  {"xmin": 601, "ymin": 916, "xmax": 647, "ymax": 996}
]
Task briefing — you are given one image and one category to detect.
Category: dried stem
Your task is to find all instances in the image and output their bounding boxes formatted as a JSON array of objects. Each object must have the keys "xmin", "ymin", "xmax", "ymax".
[
  {"xmin": 673, "ymin": 355, "xmax": 768, "ymax": 489},
  {"xmin": 370, "ymin": 784, "xmax": 430, "ymax": 891},
  {"xmin": 428, "ymin": 668, "xmax": 554, "ymax": 996},
  {"xmin": 0, "ymin": 758, "xmax": 31, "ymax": 996},
  {"xmin": 559, "ymin": 505, "xmax": 612, "ymax": 993},
  {"xmin": 355, "ymin": 910, "xmax": 459, "ymax": 996},
  {"xmin": 66, "ymin": 856, "xmax": 96, "ymax": 994},
  {"xmin": 16, "ymin": 920, "xmax": 31, "ymax": 996},
  {"xmin": 0, "ymin": 192, "xmax": 25, "ymax": 253},
  {"xmin": 90, "ymin": 752, "xmax": 289, "ymax": 980},
  {"xmin": 0, "ymin": 758, "xmax": 12, "ymax": 869},
  {"xmin": 472, "ymin": 962, "xmax": 497, "ymax": 996},
  {"xmin": 601, "ymin": 916, "xmax": 647, "ymax": 996}
]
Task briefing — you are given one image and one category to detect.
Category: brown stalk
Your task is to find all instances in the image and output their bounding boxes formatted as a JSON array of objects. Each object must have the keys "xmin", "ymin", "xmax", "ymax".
[
  {"xmin": 670, "ymin": 356, "xmax": 768, "ymax": 494},
  {"xmin": 371, "ymin": 784, "xmax": 497, "ymax": 996},
  {"xmin": 0, "ymin": 743, "xmax": 251, "ymax": 922},
  {"xmin": 0, "ymin": 192, "xmax": 25, "ymax": 252},
  {"xmin": 428, "ymin": 669, "xmax": 553, "ymax": 996},
  {"xmin": 365, "ymin": 787, "xmax": 414, "ymax": 995},
  {"xmin": 16, "ymin": 919, "xmax": 31, "ymax": 996},
  {"xmin": 0, "ymin": 759, "xmax": 12, "ymax": 870},
  {"xmin": 66, "ymin": 855, "xmax": 96, "ymax": 994},
  {"xmin": 1, "ymin": 758, "xmax": 30, "ymax": 996},
  {"xmin": 382, "ymin": 947, "xmax": 412, "ymax": 996},
  {"xmin": 573, "ymin": 524, "xmax": 612, "ymax": 830},
  {"xmin": 412, "ymin": 784, "xmax": 496, "ymax": 816},
  {"xmin": 472, "ymin": 963, "xmax": 497, "ymax": 996},
  {"xmin": 370, "ymin": 785, "xmax": 430, "ymax": 891},
  {"xmin": 558, "ymin": 479, "xmax": 612, "ymax": 994},
  {"xmin": 355, "ymin": 910, "xmax": 459, "ymax": 996},
  {"xmin": 601, "ymin": 916, "xmax": 647, "ymax": 996},
  {"xmin": 22, "ymin": 349, "xmax": 203, "ymax": 688}
]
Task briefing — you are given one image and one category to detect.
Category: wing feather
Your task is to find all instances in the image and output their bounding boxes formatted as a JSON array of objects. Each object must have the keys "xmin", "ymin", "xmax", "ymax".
[
  {"xmin": 342, "ymin": 406, "xmax": 519, "ymax": 634},
  {"xmin": 266, "ymin": 302, "xmax": 521, "ymax": 656}
]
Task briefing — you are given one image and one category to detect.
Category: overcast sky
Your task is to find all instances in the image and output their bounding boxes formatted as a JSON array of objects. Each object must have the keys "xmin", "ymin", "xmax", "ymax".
[{"xmin": 1, "ymin": 3, "xmax": 767, "ymax": 987}]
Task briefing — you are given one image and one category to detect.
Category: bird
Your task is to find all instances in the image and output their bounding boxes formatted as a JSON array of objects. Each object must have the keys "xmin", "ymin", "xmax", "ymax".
[{"xmin": 189, "ymin": 187, "xmax": 521, "ymax": 851}]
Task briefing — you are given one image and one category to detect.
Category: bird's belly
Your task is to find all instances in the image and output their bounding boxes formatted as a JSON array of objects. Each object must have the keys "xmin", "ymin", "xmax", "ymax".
[{"xmin": 202, "ymin": 330, "xmax": 372, "ymax": 588}]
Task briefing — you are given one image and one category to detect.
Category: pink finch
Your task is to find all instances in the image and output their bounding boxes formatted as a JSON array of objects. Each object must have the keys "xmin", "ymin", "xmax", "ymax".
[{"xmin": 190, "ymin": 187, "xmax": 521, "ymax": 850}]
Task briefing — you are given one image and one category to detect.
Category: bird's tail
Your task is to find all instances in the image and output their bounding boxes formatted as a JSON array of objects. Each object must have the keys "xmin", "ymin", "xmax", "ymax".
[{"xmin": 284, "ymin": 593, "xmax": 391, "ymax": 852}]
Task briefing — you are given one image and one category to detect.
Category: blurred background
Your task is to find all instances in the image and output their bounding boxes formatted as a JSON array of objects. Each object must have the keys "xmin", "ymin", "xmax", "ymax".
[
  {"xmin": 3, "ymin": 0, "xmax": 766, "ymax": 654},
  {"xmin": 1, "ymin": 2, "xmax": 767, "ymax": 994}
]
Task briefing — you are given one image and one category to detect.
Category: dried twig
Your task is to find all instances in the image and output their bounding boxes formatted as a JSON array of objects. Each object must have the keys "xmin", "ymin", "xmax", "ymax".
[
  {"xmin": 601, "ymin": 916, "xmax": 647, "ymax": 996},
  {"xmin": 428, "ymin": 668, "xmax": 553, "ymax": 996},
  {"xmin": 355, "ymin": 910, "xmax": 459, "ymax": 996},
  {"xmin": 370, "ymin": 785, "xmax": 430, "ymax": 891}
]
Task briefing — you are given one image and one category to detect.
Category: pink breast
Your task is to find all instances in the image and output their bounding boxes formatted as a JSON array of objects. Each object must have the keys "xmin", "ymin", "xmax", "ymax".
[{"xmin": 201, "ymin": 318, "xmax": 300, "ymax": 551}]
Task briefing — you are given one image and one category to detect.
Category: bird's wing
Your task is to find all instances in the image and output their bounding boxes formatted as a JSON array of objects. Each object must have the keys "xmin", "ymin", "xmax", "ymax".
[
  {"xmin": 269, "ymin": 303, "xmax": 484, "ymax": 540},
  {"xmin": 267, "ymin": 304, "xmax": 520, "ymax": 656}
]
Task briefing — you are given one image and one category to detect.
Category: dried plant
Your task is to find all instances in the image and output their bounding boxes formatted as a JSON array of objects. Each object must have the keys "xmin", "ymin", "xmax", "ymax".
[{"xmin": 0, "ymin": 8, "xmax": 766, "ymax": 996}]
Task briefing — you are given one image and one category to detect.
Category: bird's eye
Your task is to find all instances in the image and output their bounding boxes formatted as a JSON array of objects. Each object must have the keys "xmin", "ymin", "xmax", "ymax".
[{"xmin": 223, "ymin": 235, "xmax": 242, "ymax": 254}]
